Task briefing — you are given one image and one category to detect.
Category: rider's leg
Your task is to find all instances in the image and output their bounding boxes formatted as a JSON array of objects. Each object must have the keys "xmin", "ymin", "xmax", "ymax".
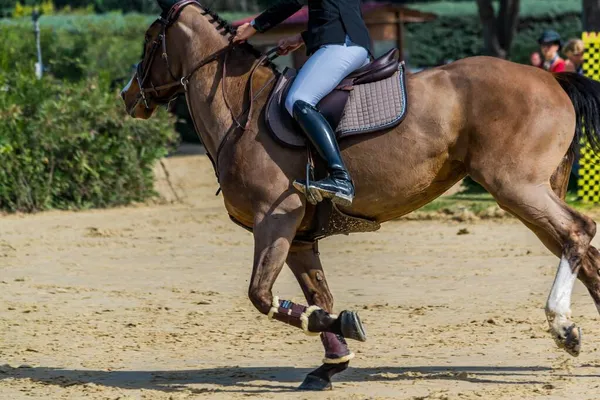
[{"xmin": 285, "ymin": 39, "xmax": 368, "ymax": 206}]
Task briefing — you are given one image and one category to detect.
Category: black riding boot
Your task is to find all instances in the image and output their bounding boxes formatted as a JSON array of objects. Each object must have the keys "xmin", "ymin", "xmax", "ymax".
[{"xmin": 292, "ymin": 100, "xmax": 355, "ymax": 206}]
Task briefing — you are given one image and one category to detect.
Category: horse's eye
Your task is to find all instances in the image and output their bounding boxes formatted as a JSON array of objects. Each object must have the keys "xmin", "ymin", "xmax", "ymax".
[{"xmin": 145, "ymin": 34, "xmax": 151, "ymax": 43}]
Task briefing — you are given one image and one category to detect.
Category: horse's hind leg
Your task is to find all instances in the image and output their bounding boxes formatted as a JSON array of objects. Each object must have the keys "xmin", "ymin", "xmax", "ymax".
[
  {"xmin": 509, "ymin": 153, "xmax": 573, "ymax": 254},
  {"xmin": 518, "ymin": 214, "xmax": 600, "ymax": 318},
  {"xmin": 286, "ymin": 241, "xmax": 353, "ymax": 390},
  {"xmin": 491, "ymin": 184, "xmax": 595, "ymax": 356},
  {"xmin": 515, "ymin": 213, "xmax": 600, "ymax": 352},
  {"xmin": 494, "ymin": 154, "xmax": 600, "ymax": 354},
  {"xmin": 547, "ymin": 153, "xmax": 600, "ymax": 315}
]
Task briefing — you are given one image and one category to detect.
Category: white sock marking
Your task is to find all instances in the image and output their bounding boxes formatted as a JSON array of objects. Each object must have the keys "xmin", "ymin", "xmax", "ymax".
[{"xmin": 547, "ymin": 256, "xmax": 578, "ymax": 320}]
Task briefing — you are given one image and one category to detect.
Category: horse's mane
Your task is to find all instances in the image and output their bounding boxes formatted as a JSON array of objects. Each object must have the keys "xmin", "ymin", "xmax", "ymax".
[
  {"xmin": 161, "ymin": 1, "xmax": 278, "ymax": 73},
  {"xmin": 201, "ymin": 6, "xmax": 278, "ymax": 72}
]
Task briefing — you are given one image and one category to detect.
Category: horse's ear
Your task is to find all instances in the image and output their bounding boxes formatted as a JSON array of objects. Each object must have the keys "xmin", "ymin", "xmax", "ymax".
[{"xmin": 157, "ymin": 0, "xmax": 177, "ymax": 12}]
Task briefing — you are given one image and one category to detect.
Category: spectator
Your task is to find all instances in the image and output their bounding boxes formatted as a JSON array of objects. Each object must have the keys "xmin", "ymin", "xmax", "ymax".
[
  {"xmin": 563, "ymin": 38, "xmax": 585, "ymax": 75},
  {"xmin": 530, "ymin": 52, "xmax": 542, "ymax": 68},
  {"xmin": 536, "ymin": 30, "xmax": 566, "ymax": 73}
]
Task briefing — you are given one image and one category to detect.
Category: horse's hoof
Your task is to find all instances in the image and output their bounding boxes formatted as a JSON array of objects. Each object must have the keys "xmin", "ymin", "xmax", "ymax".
[
  {"xmin": 563, "ymin": 324, "xmax": 582, "ymax": 357},
  {"xmin": 552, "ymin": 323, "xmax": 582, "ymax": 357},
  {"xmin": 298, "ymin": 374, "xmax": 332, "ymax": 391},
  {"xmin": 339, "ymin": 310, "xmax": 367, "ymax": 342}
]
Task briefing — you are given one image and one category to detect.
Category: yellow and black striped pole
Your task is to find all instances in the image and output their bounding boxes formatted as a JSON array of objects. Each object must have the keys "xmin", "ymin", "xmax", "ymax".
[{"xmin": 577, "ymin": 32, "xmax": 600, "ymax": 203}]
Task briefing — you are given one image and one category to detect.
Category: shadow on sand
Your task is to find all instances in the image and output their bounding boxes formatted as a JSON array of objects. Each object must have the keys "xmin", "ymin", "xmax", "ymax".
[{"xmin": 0, "ymin": 364, "xmax": 582, "ymax": 393}]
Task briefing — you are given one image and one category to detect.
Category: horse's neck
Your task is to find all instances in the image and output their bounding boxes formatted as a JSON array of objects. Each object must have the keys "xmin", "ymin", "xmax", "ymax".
[{"xmin": 178, "ymin": 11, "xmax": 275, "ymax": 163}]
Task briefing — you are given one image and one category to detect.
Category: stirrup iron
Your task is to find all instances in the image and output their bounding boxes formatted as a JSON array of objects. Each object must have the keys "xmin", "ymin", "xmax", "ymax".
[{"xmin": 305, "ymin": 162, "xmax": 319, "ymax": 205}]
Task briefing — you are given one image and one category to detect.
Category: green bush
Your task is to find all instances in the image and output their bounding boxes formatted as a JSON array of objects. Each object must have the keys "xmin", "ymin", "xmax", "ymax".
[
  {"xmin": 0, "ymin": 72, "xmax": 178, "ymax": 212},
  {"xmin": 0, "ymin": 0, "xmax": 160, "ymax": 15},
  {"xmin": 405, "ymin": 13, "xmax": 582, "ymax": 67},
  {"xmin": 404, "ymin": 0, "xmax": 583, "ymax": 67},
  {"xmin": 408, "ymin": 0, "xmax": 581, "ymax": 18},
  {"xmin": 405, "ymin": 15, "xmax": 481, "ymax": 66},
  {"xmin": 91, "ymin": 0, "xmax": 159, "ymax": 14},
  {"xmin": 1, "ymin": 13, "xmax": 201, "ymax": 145},
  {"xmin": 1, "ymin": 14, "xmax": 151, "ymax": 83}
]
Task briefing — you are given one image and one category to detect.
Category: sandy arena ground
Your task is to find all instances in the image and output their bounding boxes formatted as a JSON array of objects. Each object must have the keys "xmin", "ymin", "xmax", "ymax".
[{"xmin": 1, "ymin": 154, "xmax": 600, "ymax": 400}]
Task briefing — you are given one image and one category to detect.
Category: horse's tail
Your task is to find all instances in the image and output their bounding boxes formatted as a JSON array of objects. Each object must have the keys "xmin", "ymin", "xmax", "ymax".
[{"xmin": 554, "ymin": 72, "xmax": 600, "ymax": 153}]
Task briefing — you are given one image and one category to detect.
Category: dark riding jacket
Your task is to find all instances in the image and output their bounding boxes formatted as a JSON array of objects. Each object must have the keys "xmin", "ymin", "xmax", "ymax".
[{"xmin": 252, "ymin": 0, "xmax": 372, "ymax": 56}]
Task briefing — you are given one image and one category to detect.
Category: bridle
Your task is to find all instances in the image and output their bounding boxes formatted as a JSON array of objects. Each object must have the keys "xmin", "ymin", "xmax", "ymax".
[
  {"xmin": 134, "ymin": 0, "xmax": 279, "ymax": 191},
  {"xmin": 135, "ymin": 0, "xmax": 232, "ymax": 108}
]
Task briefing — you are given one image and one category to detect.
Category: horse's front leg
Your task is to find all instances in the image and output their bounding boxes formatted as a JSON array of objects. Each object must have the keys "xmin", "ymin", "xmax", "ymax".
[
  {"xmin": 247, "ymin": 203, "xmax": 366, "ymax": 350},
  {"xmin": 286, "ymin": 241, "xmax": 354, "ymax": 391}
]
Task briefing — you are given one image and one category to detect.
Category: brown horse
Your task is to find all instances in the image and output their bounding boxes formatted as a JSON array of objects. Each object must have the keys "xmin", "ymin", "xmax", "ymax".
[{"xmin": 121, "ymin": 0, "xmax": 600, "ymax": 390}]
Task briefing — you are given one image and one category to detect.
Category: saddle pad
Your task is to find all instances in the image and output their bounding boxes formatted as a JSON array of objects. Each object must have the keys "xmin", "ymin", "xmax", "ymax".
[
  {"xmin": 337, "ymin": 64, "xmax": 407, "ymax": 135},
  {"xmin": 266, "ymin": 63, "xmax": 408, "ymax": 149}
]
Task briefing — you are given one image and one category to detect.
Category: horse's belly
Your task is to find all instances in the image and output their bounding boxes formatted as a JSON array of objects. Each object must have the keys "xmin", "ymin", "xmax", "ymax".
[{"xmin": 342, "ymin": 134, "xmax": 464, "ymax": 222}]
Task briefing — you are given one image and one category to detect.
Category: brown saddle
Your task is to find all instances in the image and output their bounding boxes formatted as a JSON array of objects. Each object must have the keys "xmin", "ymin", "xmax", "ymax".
[{"xmin": 266, "ymin": 48, "xmax": 408, "ymax": 149}]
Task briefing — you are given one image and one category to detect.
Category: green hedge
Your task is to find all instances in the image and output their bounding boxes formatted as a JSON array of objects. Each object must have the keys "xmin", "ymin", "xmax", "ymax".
[
  {"xmin": 0, "ymin": 72, "xmax": 178, "ymax": 212},
  {"xmin": 0, "ymin": 0, "xmax": 253, "ymax": 16},
  {"xmin": 409, "ymin": 0, "xmax": 581, "ymax": 18},
  {"xmin": 1, "ymin": 14, "xmax": 151, "ymax": 83},
  {"xmin": 0, "ymin": 0, "xmax": 160, "ymax": 15},
  {"xmin": 0, "ymin": 12, "xmax": 243, "ymax": 81},
  {"xmin": 405, "ymin": 13, "xmax": 582, "ymax": 67},
  {"xmin": 403, "ymin": 0, "xmax": 583, "ymax": 67},
  {"xmin": 1, "ymin": 13, "xmax": 201, "ymax": 146}
]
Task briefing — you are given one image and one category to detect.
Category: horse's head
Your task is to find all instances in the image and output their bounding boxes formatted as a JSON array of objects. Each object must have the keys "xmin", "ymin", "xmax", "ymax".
[
  {"xmin": 122, "ymin": 0, "xmax": 216, "ymax": 119},
  {"xmin": 122, "ymin": 0, "xmax": 274, "ymax": 137},
  {"xmin": 121, "ymin": 14, "xmax": 186, "ymax": 119}
]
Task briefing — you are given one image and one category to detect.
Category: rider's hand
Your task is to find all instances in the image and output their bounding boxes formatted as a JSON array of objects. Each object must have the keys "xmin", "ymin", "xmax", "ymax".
[
  {"xmin": 277, "ymin": 34, "xmax": 304, "ymax": 55},
  {"xmin": 233, "ymin": 22, "xmax": 257, "ymax": 44}
]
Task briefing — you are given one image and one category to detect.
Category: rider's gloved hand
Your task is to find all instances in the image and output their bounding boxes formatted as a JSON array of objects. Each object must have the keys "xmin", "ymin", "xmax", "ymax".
[
  {"xmin": 233, "ymin": 22, "xmax": 257, "ymax": 43},
  {"xmin": 277, "ymin": 34, "xmax": 304, "ymax": 55}
]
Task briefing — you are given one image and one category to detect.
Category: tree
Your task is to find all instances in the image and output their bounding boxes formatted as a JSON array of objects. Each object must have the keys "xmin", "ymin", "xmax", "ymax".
[
  {"xmin": 476, "ymin": 0, "xmax": 520, "ymax": 59},
  {"xmin": 583, "ymin": 0, "xmax": 600, "ymax": 31}
]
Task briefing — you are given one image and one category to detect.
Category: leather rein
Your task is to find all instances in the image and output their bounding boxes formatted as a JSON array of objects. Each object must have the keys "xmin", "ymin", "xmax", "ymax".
[{"xmin": 135, "ymin": 0, "xmax": 279, "ymax": 189}]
